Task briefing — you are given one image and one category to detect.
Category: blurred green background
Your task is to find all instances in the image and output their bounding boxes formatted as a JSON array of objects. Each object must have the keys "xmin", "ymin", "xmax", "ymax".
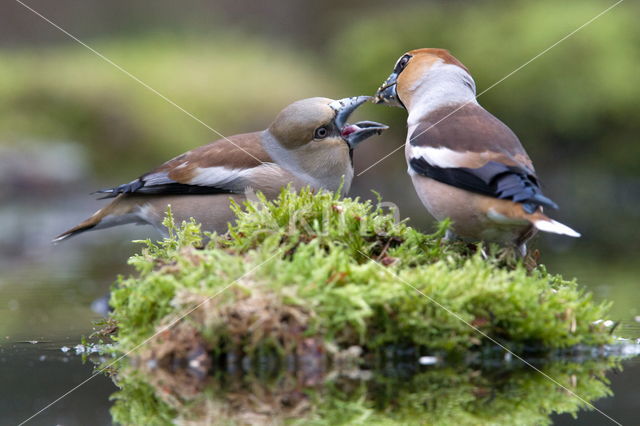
[
  {"xmin": 1, "ymin": 0, "xmax": 639, "ymax": 329},
  {"xmin": 1, "ymin": 1, "xmax": 640, "ymax": 424}
]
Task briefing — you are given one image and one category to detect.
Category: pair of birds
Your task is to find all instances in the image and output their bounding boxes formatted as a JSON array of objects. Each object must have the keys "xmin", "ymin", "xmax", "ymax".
[{"xmin": 55, "ymin": 48, "xmax": 579, "ymax": 254}]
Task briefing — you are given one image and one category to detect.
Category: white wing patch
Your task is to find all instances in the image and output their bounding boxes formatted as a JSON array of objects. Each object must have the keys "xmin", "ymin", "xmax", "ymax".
[
  {"xmin": 408, "ymin": 146, "xmax": 479, "ymax": 168},
  {"xmin": 189, "ymin": 166, "xmax": 248, "ymax": 186},
  {"xmin": 143, "ymin": 172, "xmax": 174, "ymax": 186},
  {"xmin": 188, "ymin": 163, "xmax": 280, "ymax": 190}
]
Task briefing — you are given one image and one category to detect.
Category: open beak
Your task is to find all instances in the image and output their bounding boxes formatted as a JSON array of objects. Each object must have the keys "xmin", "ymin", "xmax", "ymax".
[
  {"xmin": 373, "ymin": 71, "xmax": 404, "ymax": 108},
  {"xmin": 340, "ymin": 120, "xmax": 388, "ymax": 149},
  {"xmin": 329, "ymin": 96, "xmax": 389, "ymax": 149}
]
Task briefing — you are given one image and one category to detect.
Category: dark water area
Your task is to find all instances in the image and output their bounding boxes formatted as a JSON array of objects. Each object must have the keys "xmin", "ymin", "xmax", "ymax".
[
  {"xmin": 2, "ymin": 339, "xmax": 639, "ymax": 425},
  {"xmin": 2, "ymin": 193, "xmax": 639, "ymax": 425},
  {"xmin": 1, "ymin": 341, "xmax": 116, "ymax": 426},
  {"xmin": 554, "ymin": 358, "xmax": 640, "ymax": 425}
]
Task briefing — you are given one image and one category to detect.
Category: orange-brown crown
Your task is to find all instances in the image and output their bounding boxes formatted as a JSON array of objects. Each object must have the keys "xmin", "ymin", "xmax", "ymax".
[
  {"xmin": 395, "ymin": 49, "xmax": 470, "ymax": 106},
  {"xmin": 405, "ymin": 48, "xmax": 469, "ymax": 73}
]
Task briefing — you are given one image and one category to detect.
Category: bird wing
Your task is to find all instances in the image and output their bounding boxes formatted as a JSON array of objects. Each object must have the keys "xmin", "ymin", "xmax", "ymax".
[
  {"xmin": 96, "ymin": 132, "xmax": 277, "ymax": 198},
  {"xmin": 407, "ymin": 104, "xmax": 557, "ymax": 213}
]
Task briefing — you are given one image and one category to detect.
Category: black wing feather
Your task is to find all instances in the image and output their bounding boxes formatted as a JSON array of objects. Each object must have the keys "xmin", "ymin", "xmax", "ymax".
[
  {"xmin": 409, "ymin": 158, "xmax": 558, "ymax": 214},
  {"xmin": 95, "ymin": 179, "xmax": 235, "ymax": 199}
]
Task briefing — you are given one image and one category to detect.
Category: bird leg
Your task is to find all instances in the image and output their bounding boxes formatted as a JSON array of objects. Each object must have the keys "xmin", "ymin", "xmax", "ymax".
[{"xmin": 443, "ymin": 229, "xmax": 458, "ymax": 242}]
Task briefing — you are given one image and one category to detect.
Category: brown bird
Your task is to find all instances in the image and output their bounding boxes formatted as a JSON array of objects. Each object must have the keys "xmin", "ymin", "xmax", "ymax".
[
  {"xmin": 374, "ymin": 48, "xmax": 579, "ymax": 255},
  {"xmin": 54, "ymin": 96, "xmax": 387, "ymax": 242}
]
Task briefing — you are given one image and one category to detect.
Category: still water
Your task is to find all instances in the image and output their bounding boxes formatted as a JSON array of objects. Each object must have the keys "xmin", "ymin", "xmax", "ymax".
[
  {"xmin": 1, "ymin": 193, "xmax": 639, "ymax": 425},
  {"xmin": 2, "ymin": 338, "xmax": 639, "ymax": 425}
]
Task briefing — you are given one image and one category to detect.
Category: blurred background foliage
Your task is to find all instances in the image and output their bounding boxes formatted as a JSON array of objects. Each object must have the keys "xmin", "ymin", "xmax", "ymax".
[
  {"xmin": 2, "ymin": 3, "xmax": 639, "ymax": 423},
  {"xmin": 0, "ymin": 35, "xmax": 338, "ymax": 178},
  {"xmin": 0, "ymin": 0, "xmax": 638, "ymax": 320}
]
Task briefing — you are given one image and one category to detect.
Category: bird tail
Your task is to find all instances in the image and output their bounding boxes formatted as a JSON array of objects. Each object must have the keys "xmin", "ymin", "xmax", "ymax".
[
  {"xmin": 532, "ymin": 216, "xmax": 581, "ymax": 238},
  {"xmin": 52, "ymin": 195, "xmax": 140, "ymax": 243}
]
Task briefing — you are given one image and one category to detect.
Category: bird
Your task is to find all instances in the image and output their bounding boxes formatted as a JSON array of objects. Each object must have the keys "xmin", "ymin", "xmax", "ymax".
[
  {"xmin": 374, "ymin": 48, "xmax": 579, "ymax": 255},
  {"xmin": 54, "ymin": 96, "xmax": 387, "ymax": 242}
]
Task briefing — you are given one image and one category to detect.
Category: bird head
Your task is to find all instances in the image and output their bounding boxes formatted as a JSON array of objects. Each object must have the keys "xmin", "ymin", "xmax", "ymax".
[
  {"xmin": 267, "ymin": 96, "xmax": 388, "ymax": 194},
  {"xmin": 269, "ymin": 96, "xmax": 388, "ymax": 152},
  {"xmin": 374, "ymin": 48, "xmax": 472, "ymax": 109}
]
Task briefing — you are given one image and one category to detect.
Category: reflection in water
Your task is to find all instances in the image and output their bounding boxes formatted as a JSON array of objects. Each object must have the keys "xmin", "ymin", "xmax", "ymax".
[{"xmin": 109, "ymin": 347, "xmax": 633, "ymax": 425}]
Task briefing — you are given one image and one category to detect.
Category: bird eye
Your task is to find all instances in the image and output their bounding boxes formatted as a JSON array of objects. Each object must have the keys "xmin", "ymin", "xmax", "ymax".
[
  {"xmin": 395, "ymin": 55, "xmax": 411, "ymax": 73},
  {"xmin": 314, "ymin": 126, "xmax": 329, "ymax": 139}
]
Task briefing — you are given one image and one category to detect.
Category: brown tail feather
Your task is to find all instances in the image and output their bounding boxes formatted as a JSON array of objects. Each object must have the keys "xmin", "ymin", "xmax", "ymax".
[
  {"xmin": 52, "ymin": 219, "xmax": 99, "ymax": 243},
  {"xmin": 52, "ymin": 195, "xmax": 138, "ymax": 243}
]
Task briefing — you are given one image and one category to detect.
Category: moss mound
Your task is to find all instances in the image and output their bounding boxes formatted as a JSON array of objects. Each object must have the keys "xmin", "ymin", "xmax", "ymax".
[{"xmin": 108, "ymin": 188, "xmax": 613, "ymax": 362}]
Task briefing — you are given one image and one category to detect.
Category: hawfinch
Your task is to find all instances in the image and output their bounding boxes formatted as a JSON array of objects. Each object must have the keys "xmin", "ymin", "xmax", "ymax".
[
  {"xmin": 54, "ymin": 96, "xmax": 387, "ymax": 241},
  {"xmin": 374, "ymin": 48, "xmax": 579, "ymax": 254}
]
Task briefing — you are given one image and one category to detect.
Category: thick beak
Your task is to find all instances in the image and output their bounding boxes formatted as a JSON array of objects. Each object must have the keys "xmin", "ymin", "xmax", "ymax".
[
  {"xmin": 373, "ymin": 71, "xmax": 404, "ymax": 108},
  {"xmin": 329, "ymin": 96, "xmax": 388, "ymax": 149},
  {"xmin": 341, "ymin": 120, "xmax": 388, "ymax": 149}
]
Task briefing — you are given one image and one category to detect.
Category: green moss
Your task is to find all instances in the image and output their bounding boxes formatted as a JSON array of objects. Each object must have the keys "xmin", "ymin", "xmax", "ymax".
[
  {"xmin": 108, "ymin": 187, "xmax": 613, "ymax": 357},
  {"xmin": 109, "ymin": 371, "xmax": 177, "ymax": 426}
]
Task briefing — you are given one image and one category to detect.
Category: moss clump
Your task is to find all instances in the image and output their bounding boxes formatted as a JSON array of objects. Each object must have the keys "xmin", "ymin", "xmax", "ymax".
[{"xmin": 108, "ymin": 187, "xmax": 613, "ymax": 361}]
